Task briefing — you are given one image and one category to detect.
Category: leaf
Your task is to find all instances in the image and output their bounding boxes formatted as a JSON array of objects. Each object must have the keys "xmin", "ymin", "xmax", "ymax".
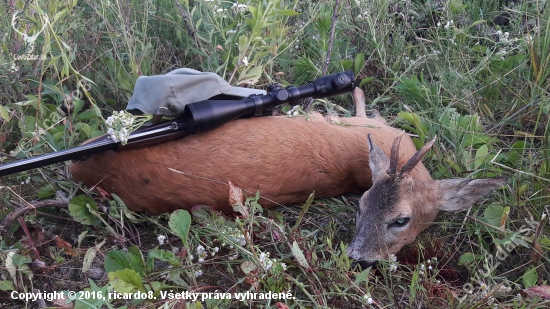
[
  {"xmin": 520, "ymin": 285, "xmax": 550, "ymax": 299},
  {"xmin": 108, "ymin": 269, "xmax": 146, "ymax": 294},
  {"xmin": 104, "ymin": 245, "xmax": 145, "ymax": 276},
  {"xmin": 471, "ymin": 19, "xmax": 487, "ymax": 26},
  {"xmin": 69, "ymin": 195, "xmax": 100, "ymax": 225},
  {"xmin": 340, "ymin": 59, "xmax": 353, "ymax": 71},
  {"xmin": 169, "ymin": 209, "xmax": 192, "ymax": 246},
  {"xmin": 291, "ymin": 192, "xmax": 314, "ymax": 234},
  {"xmin": 522, "ymin": 266, "xmax": 538, "ymax": 288},
  {"xmin": 274, "ymin": 9, "xmax": 300, "ymax": 16},
  {"xmin": 0, "ymin": 105, "xmax": 10, "ymax": 122},
  {"xmin": 55, "ymin": 236, "xmax": 78, "ymax": 257},
  {"xmin": 38, "ymin": 184, "xmax": 55, "ymax": 199},
  {"xmin": 147, "ymin": 248, "xmax": 182, "ymax": 268},
  {"xmin": 72, "ymin": 279, "xmax": 111, "ymax": 309},
  {"xmin": 291, "ymin": 241, "xmax": 310, "ymax": 269},
  {"xmin": 241, "ymin": 261, "xmax": 257, "ymax": 274},
  {"xmin": 410, "ymin": 268, "xmax": 419, "ymax": 299},
  {"xmin": 473, "ymin": 144, "xmax": 488, "ymax": 170},
  {"xmin": 354, "ymin": 53, "xmax": 365, "ymax": 75},
  {"xmin": 82, "ymin": 239, "xmax": 105, "ymax": 274},
  {"xmin": 127, "ymin": 245, "xmax": 146, "ymax": 275},
  {"xmin": 5, "ymin": 252, "xmax": 17, "ymax": 285},
  {"xmin": 354, "ymin": 267, "xmax": 371, "ymax": 285},
  {"xmin": 482, "ymin": 205, "xmax": 504, "ymax": 227},
  {"xmin": 238, "ymin": 34, "xmax": 248, "ymax": 52},
  {"xmin": 0, "ymin": 280, "xmax": 14, "ymax": 291},
  {"xmin": 104, "ymin": 250, "xmax": 131, "ymax": 273},
  {"xmin": 359, "ymin": 77, "xmax": 374, "ymax": 88},
  {"xmin": 458, "ymin": 252, "xmax": 475, "ymax": 266},
  {"xmin": 237, "ymin": 66, "xmax": 263, "ymax": 86},
  {"xmin": 229, "ymin": 180, "xmax": 248, "ymax": 217},
  {"xmin": 11, "ymin": 253, "xmax": 32, "ymax": 267}
]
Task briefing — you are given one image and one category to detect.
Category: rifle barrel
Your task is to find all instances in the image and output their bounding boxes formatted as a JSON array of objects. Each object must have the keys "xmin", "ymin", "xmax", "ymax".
[
  {"xmin": 0, "ymin": 138, "xmax": 116, "ymax": 177},
  {"xmin": 0, "ymin": 120, "xmax": 187, "ymax": 177}
]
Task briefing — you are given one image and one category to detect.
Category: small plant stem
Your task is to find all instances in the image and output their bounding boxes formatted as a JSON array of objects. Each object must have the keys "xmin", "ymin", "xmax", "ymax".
[
  {"xmin": 18, "ymin": 217, "xmax": 41, "ymax": 258},
  {"xmin": 305, "ymin": 0, "xmax": 341, "ymax": 112},
  {"xmin": 321, "ymin": 0, "xmax": 341, "ymax": 76},
  {"xmin": 228, "ymin": 44, "xmax": 250, "ymax": 84},
  {"xmin": 174, "ymin": 0, "xmax": 203, "ymax": 64},
  {"xmin": 466, "ymin": 215, "xmax": 538, "ymax": 244}
]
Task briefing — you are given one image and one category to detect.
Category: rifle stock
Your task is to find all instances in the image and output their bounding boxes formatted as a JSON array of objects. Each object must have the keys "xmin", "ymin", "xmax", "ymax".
[{"xmin": 0, "ymin": 70, "xmax": 355, "ymax": 177}]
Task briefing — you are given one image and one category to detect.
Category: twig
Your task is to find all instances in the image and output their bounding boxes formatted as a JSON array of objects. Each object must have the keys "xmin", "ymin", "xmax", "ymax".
[
  {"xmin": 18, "ymin": 217, "xmax": 40, "ymax": 258},
  {"xmin": 321, "ymin": 0, "xmax": 341, "ymax": 76},
  {"xmin": 174, "ymin": 0, "xmax": 203, "ymax": 64},
  {"xmin": 1, "ymin": 199, "xmax": 68, "ymax": 231},
  {"xmin": 305, "ymin": 0, "xmax": 341, "ymax": 112},
  {"xmin": 486, "ymin": 98, "xmax": 542, "ymax": 133}
]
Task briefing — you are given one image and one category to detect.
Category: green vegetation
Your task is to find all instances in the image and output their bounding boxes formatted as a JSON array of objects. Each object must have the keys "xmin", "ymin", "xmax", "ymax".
[{"xmin": 0, "ymin": 0, "xmax": 549, "ymax": 308}]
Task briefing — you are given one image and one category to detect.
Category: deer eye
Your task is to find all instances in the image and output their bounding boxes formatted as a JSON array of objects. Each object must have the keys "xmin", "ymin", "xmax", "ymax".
[{"xmin": 392, "ymin": 217, "xmax": 410, "ymax": 227}]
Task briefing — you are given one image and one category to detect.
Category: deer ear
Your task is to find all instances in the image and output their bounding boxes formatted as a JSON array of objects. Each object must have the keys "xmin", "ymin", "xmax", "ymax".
[
  {"xmin": 437, "ymin": 177, "xmax": 507, "ymax": 212},
  {"xmin": 367, "ymin": 134, "xmax": 390, "ymax": 182}
]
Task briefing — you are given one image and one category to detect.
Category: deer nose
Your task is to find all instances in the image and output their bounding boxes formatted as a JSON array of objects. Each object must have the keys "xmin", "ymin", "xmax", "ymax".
[
  {"xmin": 348, "ymin": 247, "xmax": 378, "ymax": 270},
  {"xmin": 351, "ymin": 259, "xmax": 378, "ymax": 270},
  {"xmin": 347, "ymin": 247, "xmax": 361, "ymax": 260}
]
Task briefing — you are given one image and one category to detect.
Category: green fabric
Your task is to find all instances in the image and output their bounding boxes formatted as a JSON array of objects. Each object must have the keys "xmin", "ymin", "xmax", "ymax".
[{"xmin": 127, "ymin": 68, "xmax": 266, "ymax": 116}]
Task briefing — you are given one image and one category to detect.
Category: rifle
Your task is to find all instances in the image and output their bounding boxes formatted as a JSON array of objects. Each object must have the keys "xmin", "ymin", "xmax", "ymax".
[{"xmin": 0, "ymin": 71, "xmax": 355, "ymax": 177}]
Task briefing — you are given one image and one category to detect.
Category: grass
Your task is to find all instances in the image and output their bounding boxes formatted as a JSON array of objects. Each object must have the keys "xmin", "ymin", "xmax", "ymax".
[{"xmin": 0, "ymin": 0, "xmax": 549, "ymax": 308}]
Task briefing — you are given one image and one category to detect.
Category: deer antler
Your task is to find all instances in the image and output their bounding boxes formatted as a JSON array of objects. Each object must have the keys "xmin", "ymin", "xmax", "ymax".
[
  {"xmin": 387, "ymin": 131, "xmax": 405, "ymax": 179},
  {"xmin": 399, "ymin": 136, "xmax": 437, "ymax": 177}
]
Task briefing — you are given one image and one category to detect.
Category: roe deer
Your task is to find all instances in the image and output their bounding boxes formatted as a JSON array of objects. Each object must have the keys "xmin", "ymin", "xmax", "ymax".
[{"xmin": 68, "ymin": 88, "xmax": 505, "ymax": 264}]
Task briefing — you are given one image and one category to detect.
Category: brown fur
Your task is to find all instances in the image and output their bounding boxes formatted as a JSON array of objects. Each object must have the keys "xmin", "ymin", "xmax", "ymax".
[{"xmin": 69, "ymin": 115, "xmax": 430, "ymax": 215}]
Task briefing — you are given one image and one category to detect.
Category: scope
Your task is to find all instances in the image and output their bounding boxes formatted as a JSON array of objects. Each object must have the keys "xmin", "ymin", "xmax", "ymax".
[{"xmin": 183, "ymin": 71, "xmax": 355, "ymax": 134}]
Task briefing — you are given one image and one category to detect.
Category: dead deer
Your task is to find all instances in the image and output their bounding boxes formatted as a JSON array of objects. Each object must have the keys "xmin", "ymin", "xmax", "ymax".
[{"xmin": 68, "ymin": 88, "xmax": 505, "ymax": 265}]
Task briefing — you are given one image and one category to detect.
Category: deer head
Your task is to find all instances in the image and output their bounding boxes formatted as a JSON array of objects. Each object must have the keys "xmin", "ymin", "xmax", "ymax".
[{"xmin": 347, "ymin": 132, "xmax": 506, "ymax": 266}]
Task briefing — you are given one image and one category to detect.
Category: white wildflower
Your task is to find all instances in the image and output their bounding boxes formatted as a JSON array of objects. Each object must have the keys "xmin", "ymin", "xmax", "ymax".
[
  {"xmin": 388, "ymin": 254, "xmax": 398, "ymax": 272},
  {"xmin": 226, "ymin": 29, "xmax": 237, "ymax": 35},
  {"xmin": 437, "ymin": 22, "xmax": 441, "ymax": 27},
  {"xmin": 363, "ymin": 294, "xmax": 373, "ymax": 305},
  {"xmin": 157, "ymin": 235, "xmax": 167, "ymax": 245},
  {"xmin": 280, "ymin": 262, "xmax": 287, "ymax": 270},
  {"xmin": 195, "ymin": 269, "xmax": 203, "ymax": 277},
  {"xmin": 106, "ymin": 116, "xmax": 114, "ymax": 126},
  {"xmin": 480, "ymin": 282, "xmax": 488, "ymax": 291},
  {"xmin": 232, "ymin": 3, "xmax": 247, "ymax": 12},
  {"xmin": 242, "ymin": 56, "xmax": 249, "ymax": 66},
  {"xmin": 196, "ymin": 245, "xmax": 208, "ymax": 261}
]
